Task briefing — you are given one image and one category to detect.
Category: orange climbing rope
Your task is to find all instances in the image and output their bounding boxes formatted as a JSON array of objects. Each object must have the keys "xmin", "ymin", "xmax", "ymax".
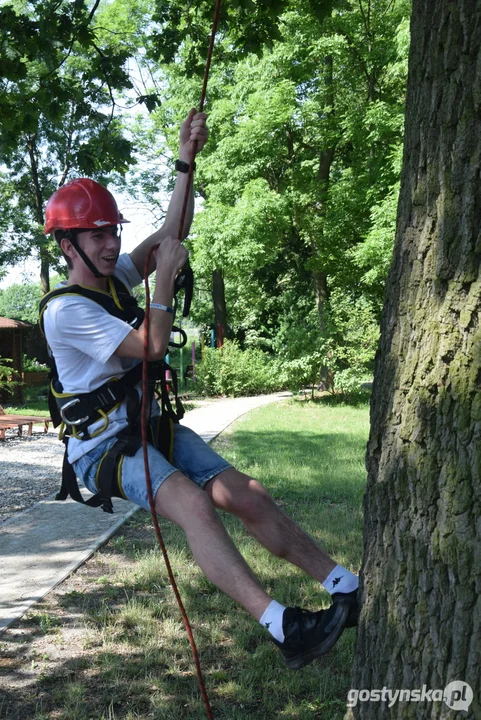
[{"xmin": 140, "ymin": 2, "xmax": 221, "ymax": 718}]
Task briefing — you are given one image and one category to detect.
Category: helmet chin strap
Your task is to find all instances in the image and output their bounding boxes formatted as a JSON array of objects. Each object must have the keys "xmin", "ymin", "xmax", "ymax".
[
  {"xmin": 65, "ymin": 227, "xmax": 122, "ymax": 279},
  {"xmin": 75, "ymin": 242, "xmax": 106, "ymax": 278},
  {"xmin": 64, "ymin": 230, "xmax": 104, "ymax": 278}
]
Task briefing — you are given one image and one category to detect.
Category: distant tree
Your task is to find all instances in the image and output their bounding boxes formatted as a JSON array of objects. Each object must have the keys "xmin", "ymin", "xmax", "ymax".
[
  {"xmin": 0, "ymin": 0, "xmax": 142, "ymax": 292},
  {"xmin": 0, "ymin": 0, "xmax": 293, "ymax": 294},
  {"xmin": 137, "ymin": 0, "xmax": 409, "ymax": 390},
  {"xmin": 0, "ymin": 282, "xmax": 44, "ymax": 324}
]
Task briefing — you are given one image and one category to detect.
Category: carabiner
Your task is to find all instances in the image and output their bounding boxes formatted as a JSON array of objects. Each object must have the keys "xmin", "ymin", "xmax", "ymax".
[{"xmin": 59, "ymin": 398, "xmax": 89, "ymax": 426}]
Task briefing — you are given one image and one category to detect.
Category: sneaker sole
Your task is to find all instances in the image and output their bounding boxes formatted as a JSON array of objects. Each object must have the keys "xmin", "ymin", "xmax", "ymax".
[{"xmin": 283, "ymin": 603, "xmax": 349, "ymax": 671}]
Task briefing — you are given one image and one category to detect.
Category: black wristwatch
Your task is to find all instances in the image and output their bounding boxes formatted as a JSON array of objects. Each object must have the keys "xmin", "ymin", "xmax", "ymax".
[{"xmin": 175, "ymin": 159, "xmax": 196, "ymax": 173}]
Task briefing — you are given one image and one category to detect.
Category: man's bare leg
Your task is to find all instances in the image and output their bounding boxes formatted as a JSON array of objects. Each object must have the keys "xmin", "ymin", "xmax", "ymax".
[
  {"xmin": 205, "ymin": 468, "xmax": 340, "ymax": 584},
  {"xmin": 154, "ymin": 469, "xmax": 350, "ymax": 668},
  {"xmin": 154, "ymin": 471, "xmax": 271, "ymax": 620}
]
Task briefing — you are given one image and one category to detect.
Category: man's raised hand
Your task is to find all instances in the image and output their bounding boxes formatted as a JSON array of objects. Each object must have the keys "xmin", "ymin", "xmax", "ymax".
[
  {"xmin": 153, "ymin": 235, "xmax": 189, "ymax": 279},
  {"xmin": 179, "ymin": 109, "xmax": 208, "ymax": 161}
]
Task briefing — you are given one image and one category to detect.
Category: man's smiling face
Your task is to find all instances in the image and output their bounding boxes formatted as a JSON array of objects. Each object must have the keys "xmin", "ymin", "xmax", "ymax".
[{"xmin": 75, "ymin": 226, "xmax": 121, "ymax": 275}]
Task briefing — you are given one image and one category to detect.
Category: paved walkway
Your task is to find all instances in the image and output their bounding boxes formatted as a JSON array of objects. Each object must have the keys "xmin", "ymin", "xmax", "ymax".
[{"xmin": 0, "ymin": 393, "xmax": 290, "ymax": 634}]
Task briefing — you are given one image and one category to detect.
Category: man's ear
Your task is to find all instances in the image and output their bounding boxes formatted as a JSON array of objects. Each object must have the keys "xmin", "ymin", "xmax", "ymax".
[{"xmin": 60, "ymin": 235, "xmax": 76, "ymax": 262}]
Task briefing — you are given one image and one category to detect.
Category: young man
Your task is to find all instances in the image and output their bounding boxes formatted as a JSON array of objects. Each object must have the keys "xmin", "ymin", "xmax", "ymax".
[{"xmin": 42, "ymin": 109, "xmax": 359, "ymax": 671}]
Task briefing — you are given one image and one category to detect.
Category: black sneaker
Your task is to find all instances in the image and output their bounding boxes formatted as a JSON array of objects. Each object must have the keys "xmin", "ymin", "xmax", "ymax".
[
  {"xmin": 271, "ymin": 603, "xmax": 348, "ymax": 671},
  {"xmin": 331, "ymin": 588, "xmax": 359, "ymax": 628}
]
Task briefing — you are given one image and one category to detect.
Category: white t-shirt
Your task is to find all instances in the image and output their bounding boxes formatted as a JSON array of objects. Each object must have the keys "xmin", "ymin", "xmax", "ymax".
[{"xmin": 43, "ymin": 253, "xmax": 159, "ymax": 463}]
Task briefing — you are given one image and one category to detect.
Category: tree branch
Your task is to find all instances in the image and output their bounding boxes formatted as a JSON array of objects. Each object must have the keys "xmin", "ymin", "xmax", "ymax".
[
  {"xmin": 91, "ymin": 41, "xmax": 116, "ymax": 128},
  {"xmin": 25, "ymin": 135, "xmax": 44, "ymax": 225},
  {"xmin": 58, "ymin": 106, "xmax": 75, "ymax": 187},
  {"xmin": 357, "ymin": 0, "xmax": 371, "ymax": 40},
  {"xmin": 87, "ymin": 0, "xmax": 102, "ymax": 26},
  {"xmin": 339, "ymin": 30, "xmax": 371, "ymax": 84}
]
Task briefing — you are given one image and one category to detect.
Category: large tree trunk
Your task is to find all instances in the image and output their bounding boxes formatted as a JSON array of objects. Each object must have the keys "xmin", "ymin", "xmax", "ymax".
[{"xmin": 349, "ymin": 2, "xmax": 481, "ymax": 718}]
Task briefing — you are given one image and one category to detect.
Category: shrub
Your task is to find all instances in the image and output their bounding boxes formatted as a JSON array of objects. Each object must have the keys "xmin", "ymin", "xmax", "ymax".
[
  {"xmin": 195, "ymin": 340, "xmax": 286, "ymax": 397},
  {"xmin": 277, "ymin": 352, "xmax": 324, "ymax": 395},
  {"xmin": 0, "ymin": 358, "xmax": 22, "ymax": 398},
  {"xmin": 324, "ymin": 290, "xmax": 379, "ymax": 396},
  {"xmin": 22, "ymin": 354, "xmax": 49, "ymax": 372},
  {"xmin": 271, "ymin": 289, "xmax": 379, "ymax": 398},
  {"xmin": 332, "ymin": 368, "xmax": 366, "ymax": 396}
]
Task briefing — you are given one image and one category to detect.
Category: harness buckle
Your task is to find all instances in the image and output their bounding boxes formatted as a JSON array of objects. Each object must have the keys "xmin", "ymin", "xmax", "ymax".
[{"xmin": 60, "ymin": 398, "xmax": 90, "ymax": 426}]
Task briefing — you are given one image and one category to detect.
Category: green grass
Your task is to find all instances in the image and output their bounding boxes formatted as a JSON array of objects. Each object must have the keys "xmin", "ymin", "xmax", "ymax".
[
  {"xmin": 214, "ymin": 398, "xmax": 367, "ymax": 572},
  {"xmin": 1, "ymin": 397, "xmax": 369, "ymax": 720},
  {"xmin": 2, "ymin": 383, "xmax": 50, "ymax": 416}
]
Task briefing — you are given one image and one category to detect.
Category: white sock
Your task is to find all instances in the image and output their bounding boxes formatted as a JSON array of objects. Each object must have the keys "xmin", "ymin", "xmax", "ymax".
[
  {"xmin": 323, "ymin": 565, "xmax": 359, "ymax": 595},
  {"xmin": 259, "ymin": 600, "xmax": 286, "ymax": 643}
]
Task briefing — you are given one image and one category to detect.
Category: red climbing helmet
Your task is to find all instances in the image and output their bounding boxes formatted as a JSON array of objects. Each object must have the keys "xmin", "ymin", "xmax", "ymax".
[{"xmin": 44, "ymin": 178, "xmax": 129, "ymax": 234}]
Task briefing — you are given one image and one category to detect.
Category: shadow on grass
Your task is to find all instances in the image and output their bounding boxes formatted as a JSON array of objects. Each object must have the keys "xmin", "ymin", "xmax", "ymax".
[
  {"xmin": 306, "ymin": 391, "xmax": 372, "ymax": 408},
  {"xmin": 0, "ymin": 417, "xmax": 365, "ymax": 720},
  {"xmin": 1, "ymin": 488, "xmax": 359, "ymax": 720},
  {"xmin": 0, "ymin": 575, "xmax": 355, "ymax": 720}
]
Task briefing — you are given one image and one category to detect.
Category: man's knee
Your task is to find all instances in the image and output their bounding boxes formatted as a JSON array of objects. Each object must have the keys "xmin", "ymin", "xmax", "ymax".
[
  {"xmin": 239, "ymin": 479, "xmax": 277, "ymax": 522},
  {"xmin": 154, "ymin": 471, "xmax": 216, "ymax": 526},
  {"xmin": 212, "ymin": 471, "xmax": 276, "ymax": 522}
]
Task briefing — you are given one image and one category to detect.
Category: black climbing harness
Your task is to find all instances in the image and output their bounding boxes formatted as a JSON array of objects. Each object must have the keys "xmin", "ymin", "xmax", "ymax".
[{"xmin": 39, "ymin": 272, "xmax": 189, "ymax": 513}]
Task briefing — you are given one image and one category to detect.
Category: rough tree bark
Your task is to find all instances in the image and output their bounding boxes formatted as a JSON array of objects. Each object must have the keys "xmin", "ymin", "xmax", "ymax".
[
  {"xmin": 26, "ymin": 135, "xmax": 50, "ymax": 294},
  {"xmin": 212, "ymin": 268, "xmax": 229, "ymax": 340},
  {"xmin": 349, "ymin": 1, "xmax": 481, "ymax": 718},
  {"xmin": 313, "ymin": 54, "xmax": 335, "ymax": 330}
]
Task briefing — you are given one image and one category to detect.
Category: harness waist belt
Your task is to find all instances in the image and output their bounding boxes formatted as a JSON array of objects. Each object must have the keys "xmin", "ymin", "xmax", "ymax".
[{"xmin": 54, "ymin": 362, "xmax": 144, "ymax": 429}]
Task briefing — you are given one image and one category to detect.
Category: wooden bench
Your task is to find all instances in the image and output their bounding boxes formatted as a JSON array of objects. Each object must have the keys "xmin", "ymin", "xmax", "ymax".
[{"xmin": 0, "ymin": 405, "xmax": 49, "ymax": 440}]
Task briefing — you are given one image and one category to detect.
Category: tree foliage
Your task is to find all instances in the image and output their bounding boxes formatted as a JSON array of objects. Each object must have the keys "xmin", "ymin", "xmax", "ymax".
[
  {"xmin": 0, "ymin": 0, "xmax": 140, "ymax": 291},
  {"xmin": 129, "ymin": 0, "xmax": 410, "ymax": 389},
  {"xmin": 1, "ymin": 0, "xmax": 411, "ymax": 392},
  {"xmin": 0, "ymin": 281, "xmax": 44, "ymax": 324}
]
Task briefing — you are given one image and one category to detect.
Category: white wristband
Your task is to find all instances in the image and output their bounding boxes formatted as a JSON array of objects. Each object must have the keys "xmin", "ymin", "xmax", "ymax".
[{"xmin": 150, "ymin": 303, "xmax": 173, "ymax": 314}]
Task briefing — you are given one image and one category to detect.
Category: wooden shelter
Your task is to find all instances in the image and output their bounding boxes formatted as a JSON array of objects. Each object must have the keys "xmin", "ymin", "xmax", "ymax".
[{"xmin": 0, "ymin": 316, "xmax": 31, "ymax": 403}]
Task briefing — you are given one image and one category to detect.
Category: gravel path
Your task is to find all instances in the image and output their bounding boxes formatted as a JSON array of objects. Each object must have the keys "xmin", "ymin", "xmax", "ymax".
[{"xmin": 0, "ymin": 430, "xmax": 64, "ymax": 524}]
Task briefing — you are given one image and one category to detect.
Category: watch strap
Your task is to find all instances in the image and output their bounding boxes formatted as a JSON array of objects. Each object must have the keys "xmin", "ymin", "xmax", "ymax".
[{"xmin": 175, "ymin": 159, "xmax": 196, "ymax": 173}]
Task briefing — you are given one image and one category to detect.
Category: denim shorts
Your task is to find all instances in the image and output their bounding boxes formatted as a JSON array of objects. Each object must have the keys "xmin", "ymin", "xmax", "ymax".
[{"xmin": 73, "ymin": 422, "xmax": 232, "ymax": 510}]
